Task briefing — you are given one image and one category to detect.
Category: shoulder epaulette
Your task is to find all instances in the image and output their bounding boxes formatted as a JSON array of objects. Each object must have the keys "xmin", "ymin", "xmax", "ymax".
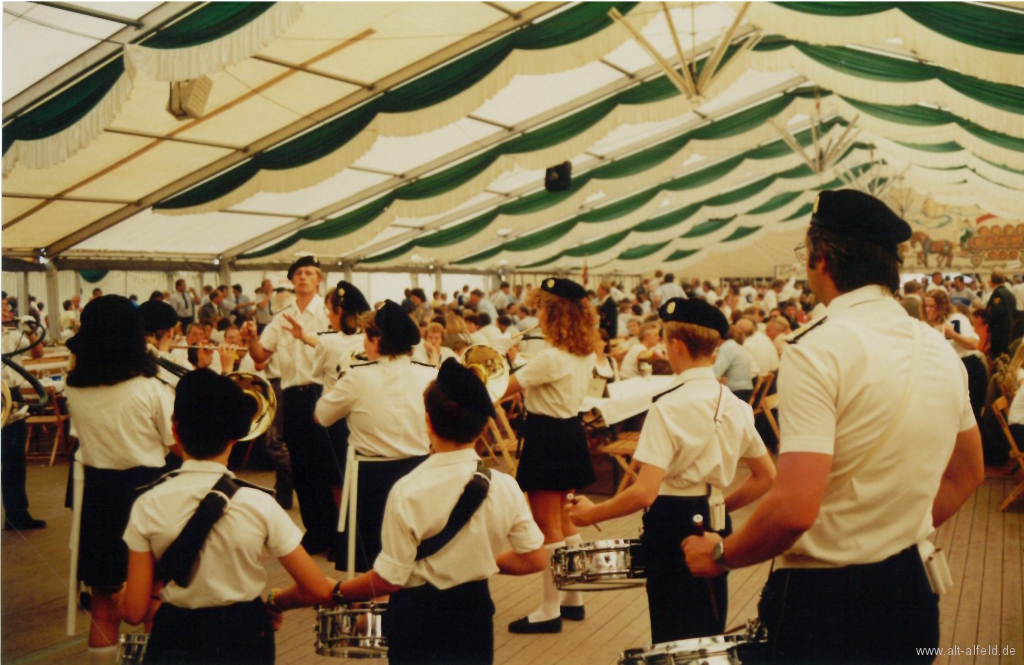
[
  {"xmin": 521, "ymin": 335, "xmax": 545, "ymax": 342},
  {"xmin": 411, "ymin": 361, "xmax": 436, "ymax": 368},
  {"xmin": 317, "ymin": 330, "xmax": 339, "ymax": 336},
  {"xmin": 786, "ymin": 316, "xmax": 828, "ymax": 345},
  {"xmin": 230, "ymin": 477, "xmax": 276, "ymax": 497},
  {"xmin": 136, "ymin": 471, "xmax": 179, "ymax": 493},
  {"xmin": 350, "ymin": 361, "xmax": 377, "ymax": 369},
  {"xmin": 652, "ymin": 383, "xmax": 685, "ymax": 403}
]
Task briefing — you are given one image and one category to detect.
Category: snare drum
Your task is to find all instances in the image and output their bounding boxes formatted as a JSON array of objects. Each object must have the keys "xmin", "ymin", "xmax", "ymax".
[
  {"xmin": 620, "ymin": 635, "xmax": 743, "ymax": 665},
  {"xmin": 551, "ymin": 539, "xmax": 646, "ymax": 591},
  {"xmin": 315, "ymin": 602, "xmax": 388, "ymax": 658},
  {"xmin": 116, "ymin": 633, "xmax": 149, "ymax": 665}
]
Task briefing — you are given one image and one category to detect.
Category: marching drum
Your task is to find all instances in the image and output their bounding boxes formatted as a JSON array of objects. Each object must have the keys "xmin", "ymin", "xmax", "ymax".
[
  {"xmin": 551, "ymin": 539, "xmax": 646, "ymax": 591},
  {"xmin": 116, "ymin": 633, "xmax": 149, "ymax": 665},
  {"xmin": 315, "ymin": 602, "xmax": 388, "ymax": 658},
  {"xmin": 619, "ymin": 621, "xmax": 769, "ymax": 665}
]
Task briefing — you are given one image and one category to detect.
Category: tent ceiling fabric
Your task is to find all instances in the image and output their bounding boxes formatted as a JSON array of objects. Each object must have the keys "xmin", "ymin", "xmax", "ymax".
[{"xmin": 3, "ymin": 1, "xmax": 1023, "ymax": 280}]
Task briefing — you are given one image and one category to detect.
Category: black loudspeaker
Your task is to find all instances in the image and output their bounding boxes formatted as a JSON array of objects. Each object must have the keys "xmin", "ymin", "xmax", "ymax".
[{"xmin": 545, "ymin": 161, "xmax": 572, "ymax": 192}]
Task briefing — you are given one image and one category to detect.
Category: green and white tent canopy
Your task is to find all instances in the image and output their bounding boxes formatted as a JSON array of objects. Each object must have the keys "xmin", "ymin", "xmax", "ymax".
[{"xmin": 3, "ymin": 1, "xmax": 1023, "ymax": 278}]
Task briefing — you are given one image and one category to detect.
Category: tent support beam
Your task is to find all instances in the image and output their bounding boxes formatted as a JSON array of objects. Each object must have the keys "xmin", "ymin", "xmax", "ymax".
[
  {"xmin": 608, "ymin": 8, "xmax": 692, "ymax": 98},
  {"xmin": 34, "ymin": 2, "xmax": 144, "ymax": 27},
  {"xmin": 696, "ymin": 3, "xmax": 749, "ymax": 91}
]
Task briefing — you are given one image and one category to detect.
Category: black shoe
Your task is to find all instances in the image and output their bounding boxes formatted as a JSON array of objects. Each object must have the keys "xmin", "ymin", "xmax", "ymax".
[
  {"xmin": 4, "ymin": 516, "xmax": 46, "ymax": 531},
  {"xmin": 508, "ymin": 616, "xmax": 562, "ymax": 634},
  {"xmin": 560, "ymin": 605, "xmax": 585, "ymax": 621}
]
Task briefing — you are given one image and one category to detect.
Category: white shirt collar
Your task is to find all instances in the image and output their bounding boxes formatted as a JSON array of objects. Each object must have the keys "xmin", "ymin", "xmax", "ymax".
[
  {"xmin": 823, "ymin": 285, "xmax": 890, "ymax": 319},
  {"xmin": 180, "ymin": 459, "xmax": 234, "ymax": 477},
  {"xmin": 676, "ymin": 366, "xmax": 717, "ymax": 383},
  {"xmin": 422, "ymin": 447, "xmax": 481, "ymax": 469}
]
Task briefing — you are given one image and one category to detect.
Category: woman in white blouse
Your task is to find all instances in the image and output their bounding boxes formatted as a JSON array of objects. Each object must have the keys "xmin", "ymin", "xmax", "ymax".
[
  {"xmin": 64, "ymin": 296, "xmax": 180, "ymax": 664},
  {"xmin": 924, "ymin": 289, "xmax": 986, "ymax": 419},
  {"xmin": 502, "ymin": 278, "xmax": 598, "ymax": 635}
]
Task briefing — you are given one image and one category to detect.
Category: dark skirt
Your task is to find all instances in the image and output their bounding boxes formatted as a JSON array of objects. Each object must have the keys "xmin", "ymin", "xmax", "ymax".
[
  {"xmin": 78, "ymin": 464, "xmax": 167, "ymax": 588},
  {"xmin": 335, "ymin": 455, "xmax": 428, "ymax": 573},
  {"xmin": 757, "ymin": 545, "xmax": 939, "ymax": 664},
  {"xmin": 145, "ymin": 598, "xmax": 274, "ymax": 665},
  {"xmin": 387, "ymin": 580, "xmax": 494, "ymax": 665},
  {"xmin": 515, "ymin": 413, "xmax": 596, "ymax": 493},
  {"xmin": 641, "ymin": 495, "xmax": 731, "ymax": 644}
]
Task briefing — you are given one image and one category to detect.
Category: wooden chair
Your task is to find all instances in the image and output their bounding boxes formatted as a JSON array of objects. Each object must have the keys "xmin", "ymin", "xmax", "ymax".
[
  {"xmin": 476, "ymin": 402, "xmax": 520, "ymax": 476},
  {"xmin": 759, "ymin": 393, "xmax": 780, "ymax": 440},
  {"xmin": 749, "ymin": 373, "xmax": 774, "ymax": 408},
  {"xmin": 600, "ymin": 431, "xmax": 641, "ymax": 495},
  {"xmin": 989, "ymin": 396, "xmax": 1024, "ymax": 511},
  {"xmin": 23, "ymin": 386, "xmax": 70, "ymax": 466}
]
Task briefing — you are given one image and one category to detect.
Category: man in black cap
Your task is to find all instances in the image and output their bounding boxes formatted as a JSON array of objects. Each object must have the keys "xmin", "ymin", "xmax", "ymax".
[
  {"xmin": 683, "ymin": 190, "xmax": 985, "ymax": 663},
  {"xmin": 286, "ymin": 358, "xmax": 545, "ymax": 665},
  {"xmin": 568, "ymin": 297, "xmax": 773, "ymax": 643},
  {"xmin": 985, "ymin": 270, "xmax": 1016, "ymax": 361},
  {"xmin": 246, "ymin": 255, "xmax": 339, "ymax": 554}
]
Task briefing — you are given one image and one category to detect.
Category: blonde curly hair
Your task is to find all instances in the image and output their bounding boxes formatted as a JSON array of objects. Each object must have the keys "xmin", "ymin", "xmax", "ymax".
[{"xmin": 527, "ymin": 288, "xmax": 599, "ymax": 357}]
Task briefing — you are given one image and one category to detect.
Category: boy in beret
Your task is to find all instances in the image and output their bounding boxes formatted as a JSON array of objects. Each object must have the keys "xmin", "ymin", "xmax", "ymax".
[
  {"xmin": 115, "ymin": 369, "xmax": 337, "ymax": 664},
  {"xmin": 278, "ymin": 359, "xmax": 546, "ymax": 665},
  {"xmin": 568, "ymin": 298, "xmax": 775, "ymax": 643},
  {"xmin": 683, "ymin": 189, "xmax": 984, "ymax": 663}
]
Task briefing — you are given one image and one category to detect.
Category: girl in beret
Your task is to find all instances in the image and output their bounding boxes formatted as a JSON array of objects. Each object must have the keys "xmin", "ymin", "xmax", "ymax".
[{"xmin": 503, "ymin": 278, "xmax": 599, "ymax": 634}]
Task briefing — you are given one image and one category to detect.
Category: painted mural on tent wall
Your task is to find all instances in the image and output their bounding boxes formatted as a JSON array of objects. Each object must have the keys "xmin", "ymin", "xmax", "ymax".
[{"xmin": 882, "ymin": 187, "xmax": 1024, "ymax": 272}]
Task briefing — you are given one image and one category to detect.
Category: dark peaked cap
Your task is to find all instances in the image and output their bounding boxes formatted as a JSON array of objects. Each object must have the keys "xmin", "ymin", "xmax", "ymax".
[
  {"xmin": 810, "ymin": 189, "xmax": 912, "ymax": 258},
  {"xmin": 658, "ymin": 297, "xmax": 730, "ymax": 339},
  {"xmin": 138, "ymin": 300, "xmax": 179, "ymax": 333},
  {"xmin": 437, "ymin": 358, "xmax": 496, "ymax": 419},
  {"xmin": 376, "ymin": 299, "xmax": 421, "ymax": 347},
  {"xmin": 287, "ymin": 255, "xmax": 320, "ymax": 281},
  {"xmin": 334, "ymin": 280, "xmax": 370, "ymax": 314},
  {"xmin": 541, "ymin": 277, "xmax": 587, "ymax": 300}
]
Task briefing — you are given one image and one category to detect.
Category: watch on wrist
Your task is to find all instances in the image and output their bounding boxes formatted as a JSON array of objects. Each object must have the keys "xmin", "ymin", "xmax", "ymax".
[
  {"xmin": 712, "ymin": 540, "xmax": 732, "ymax": 572},
  {"xmin": 331, "ymin": 581, "xmax": 346, "ymax": 606}
]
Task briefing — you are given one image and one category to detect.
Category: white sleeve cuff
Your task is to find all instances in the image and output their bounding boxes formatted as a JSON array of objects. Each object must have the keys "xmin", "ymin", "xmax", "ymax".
[
  {"xmin": 373, "ymin": 551, "xmax": 412, "ymax": 588},
  {"xmin": 779, "ymin": 435, "xmax": 835, "ymax": 455}
]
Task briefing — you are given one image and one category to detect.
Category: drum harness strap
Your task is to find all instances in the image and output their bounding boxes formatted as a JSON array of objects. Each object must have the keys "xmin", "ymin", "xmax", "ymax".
[
  {"xmin": 415, "ymin": 461, "xmax": 491, "ymax": 561},
  {"xmin": 155, "ymin": 473, "xmax": 273, "ymax": 588}
]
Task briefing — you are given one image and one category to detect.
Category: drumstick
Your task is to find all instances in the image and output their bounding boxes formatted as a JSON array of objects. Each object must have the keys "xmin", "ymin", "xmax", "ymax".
[
  {"xmin": 692, "ymin": 515, "xmax": 720, "ymax": 623},
  {"xmin": 565, "ymin": 493, "xmax": 602, "ymax": 532}
]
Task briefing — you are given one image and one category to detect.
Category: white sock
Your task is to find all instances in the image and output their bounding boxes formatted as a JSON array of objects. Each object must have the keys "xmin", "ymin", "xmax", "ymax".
[
  {"xmin": 88, "ymin": 645, "xmax": 118, "ymax": 665},
  {"xmin": 560, "ymin": 533, "xmax": 584, "ymax": 607},
  {"xmin": 527, "ymin": 541, "xmax": 565, "ymax": 623}
]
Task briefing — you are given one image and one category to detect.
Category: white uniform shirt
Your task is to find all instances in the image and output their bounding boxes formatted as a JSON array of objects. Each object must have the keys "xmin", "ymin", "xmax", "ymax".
[
  {"xmin": 1, "ymin": 328, "xmax": 31, "ymax": 388},
  {"xmin": 258, "ymin": 294, "xmax": 329, "ymax": 389},
  {"xmin": 634, "ymin": 367, "xmax": 766, "ymax": 495},
  {"xmin": 66, "ymin": 376, "xmax": 175, "ymax": 469},
  {"xmin": 374, "ymin": 448, "xmax": 543, "ymax": 590},
  {"xmin": 313, "ymin": 332, "xmax": 365, "ymax": 387},
  {"xmin": 744, "ymin": 331, "xmax": 780, "ymax": 375},
  {"xmin": 938, "ymin": 313, "xmax": 980, "ymax": 358},
  {"xmin": 123, "ymin": 460, "xmax": 302, "ymax": 608},
  {"xmin": 475, "ymin": 298, "xmax": 499, "ymax": 322},
  {"xmin": 762, "ymin": 289, "xmax": 780, "ymax": 313},
  {"xmin": 315, "ymin": 355, "xmax": 436, "ymax": 457},
  {"xmin": 514, "ymin": 346, "xmax": 595, "ymax": 418},
  {"xmin": 1008, "ymin": 369, "xmax": 1024, "ymax": 425},
  {"xmin": 654, "ymin": 282, "xmax": 686, "ymax": 305},
  {"xmin": 619, "ymin": 343, "xmax": 652, "ymax": 380},
  {"xmin": 411, "ymin": 342, "xmax": 457, "ymax": 368},
  {"xmin": 778, "ymin": 286, "xmax": 975, "ymax": 567},
  {"xmin": 169, "ymin": 291, "xmax": 195, "ymax": 319},
  {"xmin": 713, "ymin": 339, "xmax": 755, "ymax": 392}
]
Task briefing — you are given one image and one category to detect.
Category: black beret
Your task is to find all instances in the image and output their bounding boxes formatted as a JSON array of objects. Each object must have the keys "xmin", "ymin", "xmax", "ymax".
[
  {"xmin": 437, "ymin": 358, "xmax": 497, "ymax": 419},
  {"xmin": 658, "ymin": 297, "xmax": 729, "ymax": 339},
  {"xmin": 332, "ymin": 280, "xmax": 370, "ymax": 314},
  {"xmin": 175, "ymin": 368, "xmax": 257, "ymax": 443},
  {"xmin": 138, "ymin": 300, "xmax": 179, "ymax": 333},
  {"xmin": 287, "ymin": 255, "xmax": 321, "ymax": 281},
  {"xmin": 541, "ymin": 277, "xmax": 587, "ymax": 300},
  {"xmin": 376, "ymin": 299, "xmax": 421, "ymax": 347},
  {"xmin": 810, "ymin": 189, "xmax": 912, "ymax": 258}
]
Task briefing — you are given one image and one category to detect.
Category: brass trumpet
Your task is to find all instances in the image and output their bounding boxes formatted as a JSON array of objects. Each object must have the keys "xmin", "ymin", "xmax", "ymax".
[
  {"xmin": 461, "ymin": 345, "xmax": 510, "ymax": 402},
  {"xmin": 151, "ymin": 352, "xmax": 276, "ymax": 441}
]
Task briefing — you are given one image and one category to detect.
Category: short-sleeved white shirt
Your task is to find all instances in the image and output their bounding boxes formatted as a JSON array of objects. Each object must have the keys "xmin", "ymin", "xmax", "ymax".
[
  {"xmin": 778, "ymin": 286, "xmax": 976, "ymax": 567},
  {"xmin": 514, "ymin": 347, "xmax": 595, "ymax": 418},
  {"xmin": 123, "ymin": 460, "xmax": 302, "ymax": 608},
  {"xmin": 312, "ymin": 331, "xmax": 365, "ymax": 387},
  {"xmin": 374, "ymin": 448, "xmax": 543, "ymax": 589},
  {"xmin": 1, "ymin": 328, "xmax": 31, "ymax": 387},
  {"xmin": 66, "ymin": 376, "xmax": 175, "ymax": 469},
  {"xmin": 634, "ymin": 367, "xmax": 766, "ymax": 495},
  {"xmin": 315, "ymin": 355, "xmax": 436, "ymax": 457},
  {"xmin": 937, "ymin": 313, "xmax": 979, "ymax": 358},
  {"xmin": 258, "ymin": 294, "xmax": 329, "ymax": 389}
]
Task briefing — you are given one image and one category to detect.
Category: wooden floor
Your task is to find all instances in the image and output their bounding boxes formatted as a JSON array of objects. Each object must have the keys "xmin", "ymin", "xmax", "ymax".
[{"xmin": 2, "ymin": 458, "xmax": 1023, "ymax": 664}]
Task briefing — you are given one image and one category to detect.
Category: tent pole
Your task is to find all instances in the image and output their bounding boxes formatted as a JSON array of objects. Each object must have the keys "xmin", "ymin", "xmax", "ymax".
[
  {"xmin": 19, "ymin": 272, "xmax": 29, "ymax": 316},
  {"xmin": 46, "ymin": 261, "xmax": 60, "ymax": 343}
]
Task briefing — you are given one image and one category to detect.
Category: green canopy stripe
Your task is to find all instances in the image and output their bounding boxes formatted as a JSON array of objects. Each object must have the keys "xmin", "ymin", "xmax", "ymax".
[
  {"xmin": 3, "ymin": 58, "xmax": 125, "ymax": 153},
  {"xmin": 143, "ymin": 3, "xmax": 275, "ymax": 49},
  {"xmin": 617, "ymin": 240, "xmax": 672, "ymax": 260},
  {"xmin": 722, "ymin": 225, "xmax": 763, "ymax": 242},
  {"xmin": 565, "ymin": 230, "xmax": 632, "ymax": 257},
  {"xmin": 747, "ymin": 190, "xmax": 804, "ymax": 215},
  {"xmin": 782, "ymin": 202, "xmax": 815, "ymax": 221},
  {"xmin": 665, "ymin": 249, "xmax": 700, "ymax": 262},
  {"xmin": 682, "ymin": 216, "xmax": 738, "ymax": 238},
  {"xmin": 895, "ymin": 140, "xmax": 963, "ymax": 153},
  {"xmin": 78, "ymin": 270, "xmax": 109, "ymax": 284}
]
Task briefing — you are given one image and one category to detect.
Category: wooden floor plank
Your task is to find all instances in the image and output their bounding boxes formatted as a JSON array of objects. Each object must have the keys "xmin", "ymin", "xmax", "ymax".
[
  {"xmin": 939, "ymin": 489, "xmax": 977, "ymax": 665},
  {"xmin": 978, "ymin": 481, "xmax": 1005, "ymax": 661},
  {"xmin": 1003, "ymin": 479, "xmax": 1024, "ymax": 665},
  {"xmin": 948, "ymin": 482, "xmax": 989, "ymax": 665}
]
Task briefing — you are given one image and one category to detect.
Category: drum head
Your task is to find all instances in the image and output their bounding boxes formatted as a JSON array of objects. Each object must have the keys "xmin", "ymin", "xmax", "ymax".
[
  {"xmin": 553, "ymin": 539, "xmax": 646, "ymax": 591},
  {"xmin": 316, "ymin": 604, "xmax": 388, "ymax": 659}
]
